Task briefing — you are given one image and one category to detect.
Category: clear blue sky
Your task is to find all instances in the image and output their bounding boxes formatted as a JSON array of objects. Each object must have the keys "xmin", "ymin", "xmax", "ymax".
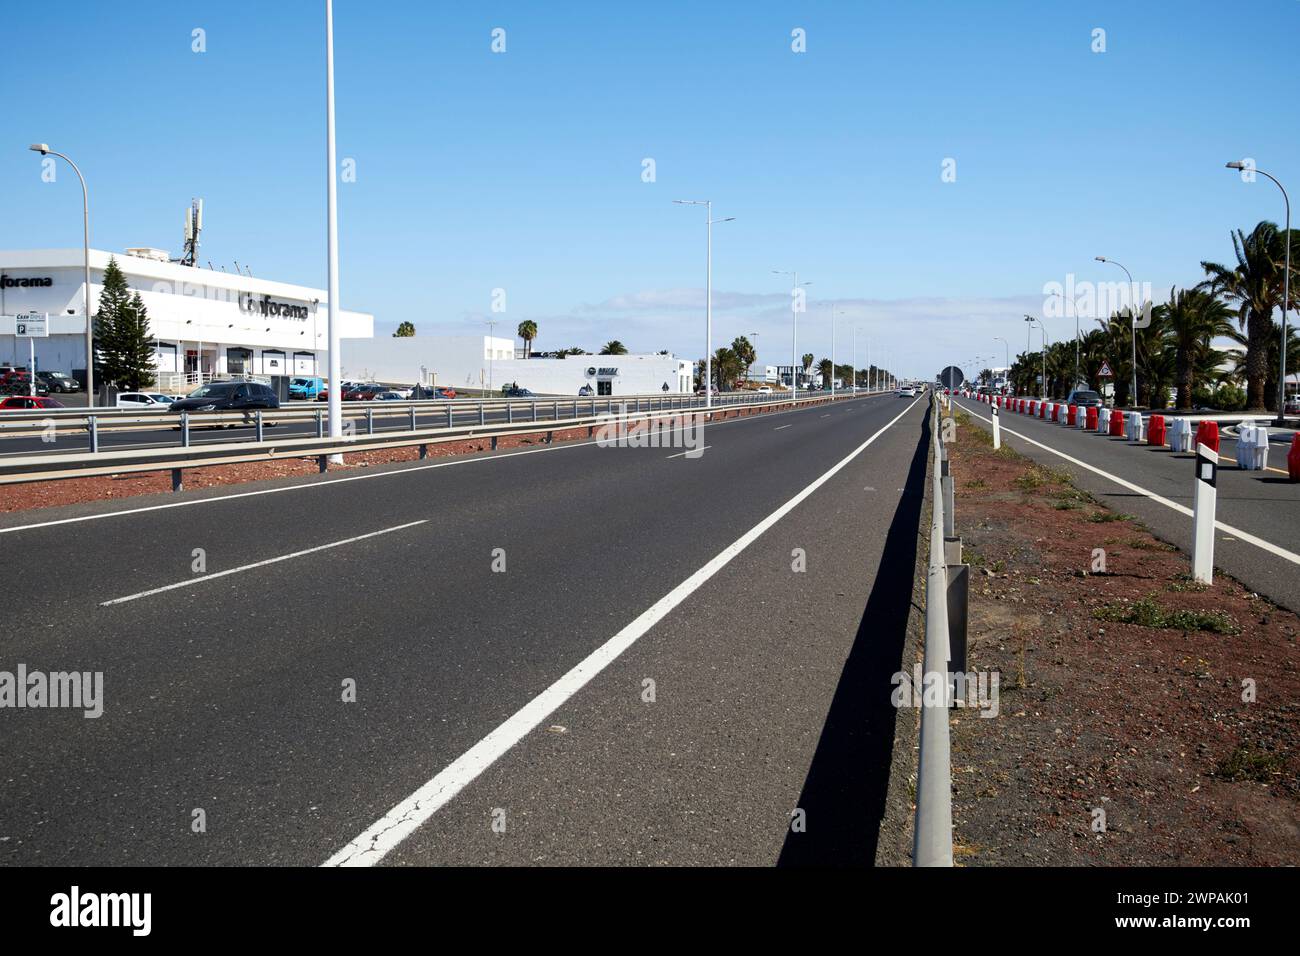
[{"xmin": 3, "ymin": 1, "xmax": 1297, "ymax": 377}]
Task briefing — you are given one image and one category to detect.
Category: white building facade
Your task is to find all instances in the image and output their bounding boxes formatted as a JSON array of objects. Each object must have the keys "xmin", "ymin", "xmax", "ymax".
[
  {"xmin": 342, "ymin": 334, "xmax": 694, "ymax": 396},
  {"xmin": 0, "ymin": 249, "xmax": 372, "ymax": 386}
]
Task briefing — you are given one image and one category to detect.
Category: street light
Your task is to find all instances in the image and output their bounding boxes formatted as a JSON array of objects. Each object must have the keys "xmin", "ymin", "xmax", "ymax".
[
  {"xmin": 994, "ymin": 337, "xmax": 1009, "ymax": 392},
  {"xmin": 830, "ymin": 306, "xmax": 847, "ymax": 396},
  {"xmin": 773, "ymin": 271, "xmax": 811, "ymax": 396},
  {"xmin": 325, "ymin": 0, "xmax": 344, "ymax": 463},
  {"xmin": 675, "ymin": 200, "xmax": 734, "ymax": 409},
  {"xmin": 1226, "ymin": 162, "xmax": 1291, "ymax": 424},
  {"xmin": 1049, "ymin": 289, "xmax": 1082, "ymax": 389},
  {"xmin": 30, "ymin": 143, "xmax": 93, "ymax": 404},
  {"xmin": 1095, "ymin": 255, "xmax": 1138, "ymax": 408}
]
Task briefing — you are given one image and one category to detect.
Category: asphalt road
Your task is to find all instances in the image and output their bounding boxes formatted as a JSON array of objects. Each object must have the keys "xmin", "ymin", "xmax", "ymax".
[
  {"xmin": 952, "ymin": 396, "xmax": 1300, "ymax": 612},
  {"xmin": 0, "ymin": 391, "xmax": 929, "ymax": 866}
]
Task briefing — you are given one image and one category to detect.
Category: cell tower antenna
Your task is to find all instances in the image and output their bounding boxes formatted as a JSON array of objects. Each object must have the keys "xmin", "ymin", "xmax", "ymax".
[{"xmin": 179, "ymin": 198, "xmax": 203, "ymax": 267}]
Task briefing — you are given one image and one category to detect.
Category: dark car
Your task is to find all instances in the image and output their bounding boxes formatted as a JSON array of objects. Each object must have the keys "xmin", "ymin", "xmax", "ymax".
[
  {"xmin": 1065, "ymin": 389, "xmax": 1103, "ymax": 408},
  {"xmin": 502, "ymin": 384, "xmax": 535, "ymax": 398},
  {"xmin": 35, "ymin": 370, "xmax": 79, "ymax": 393},
  {"xmin": 169, "ymin": 381, "xmax": 280, "ymax": 413},
  {"xmin": 344, "ymin": 384, "xmax": 387, "ymax": 401},
  {"xmin": 0, "ymin": 371, "xmax": 50, "ymax": 396}
]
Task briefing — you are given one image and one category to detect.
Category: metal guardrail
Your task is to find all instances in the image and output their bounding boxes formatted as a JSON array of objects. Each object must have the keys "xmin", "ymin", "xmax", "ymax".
[
  {"xmin": 0, "ymin": 391, "xmax": 863, "ymax": 490},
  {"xmin": 0, "ymin": 388, "xmax": 889, "ymax": 445},
  {"xmin": 913, "ymin": 388, "xmax": 968, "ymax": 867}
]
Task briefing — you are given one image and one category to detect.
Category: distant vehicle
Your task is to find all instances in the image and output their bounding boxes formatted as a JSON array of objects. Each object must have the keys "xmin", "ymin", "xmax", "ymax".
[
  {"xmin": 897, "ymin": 386, "xmax": 916, "ymax": 398},
  {"xmin": 373, "ymin": 391, "xmax": 406, "ymax": 401},
  {"xmin": 1065, "ymin": 389, "xmax": 1103, "ymax": 408},
  {"xmin": 0, "ymin": 370, "xmax": 49, "ymax": 396},
  {"xmin": 502, "ymin": 384, "xmax": 535, "ymax": 398},
  {"xmin": 344, "ymin": 384, "xmax": 386, "ymax": 401},
  {"xmin": 578, "ymin": 384, "xmax": 594, "ymax": 397},
  {"xmin": 289, "ymin": 376, "xmax": 326, "ymax": 400},
  {"xmin": 694, "ymin": 385, "xmax": 718, "ymax": 396},
  {"xmin": 115, "ymin": 392, "xmax": 175, "ymax": 410},
  {"xmin": 1285, "ymin": 395, "xmax": 1300, "ymax": 416},
  {"xmin": 170, "ymin": 381, "xmax": 280, "ymax": 413},
  {"xmin": 757, "ymin": 385, "xmax": 773, "ymax": 394},
  {"xmin": 36, "ymin": 371, "xmax": 79, "ymax": 393},
  {"xmin": 0, "ymin": 395, "xmax": 64, "ymax": 410}
]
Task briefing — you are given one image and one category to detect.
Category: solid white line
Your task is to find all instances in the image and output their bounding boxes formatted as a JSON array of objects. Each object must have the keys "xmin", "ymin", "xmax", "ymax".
[
  {"xmin": 100, "ymin": 520, "xmax": 427, "ymax": 606},
  {"xmin": 322, "ymin": 395, "xmax": 924, "ymax": 866},
  {"xmin": 956, "ymin": 400, "xmax": 1300, "ymax": 567},
  {"xmin": 1, "ymin": 397, "xmax": 873, "ymax": 537},
  {"xmin": 774, "ymin": 424, "xmax": 793, "ymax": 431},
  {"xmin": 664, "ymin": 446, "xmax": 711, "ymax": 459}
]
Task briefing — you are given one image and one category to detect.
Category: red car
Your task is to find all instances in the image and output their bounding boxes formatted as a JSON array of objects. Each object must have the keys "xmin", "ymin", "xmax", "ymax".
[
  {"xmin": 0, "ymin": 395, "xmax": 65, "ymax": 410},
  {"xmin": 344, "ymin": 384, "xmax": 386, "ymax": 401}
]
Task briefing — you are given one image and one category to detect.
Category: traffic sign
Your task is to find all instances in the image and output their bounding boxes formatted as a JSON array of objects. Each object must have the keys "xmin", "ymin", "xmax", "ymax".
[
  {"xmin": 1099, "ymin": 361, "xmax": 1113, "ymax": 378},
  {"xmin": 16, "ymin": 312, "xmax": 48, "ymax": 337},
  {"xmin": 939, "ymin": 365, "xmax": 965, "ymax": 389}
]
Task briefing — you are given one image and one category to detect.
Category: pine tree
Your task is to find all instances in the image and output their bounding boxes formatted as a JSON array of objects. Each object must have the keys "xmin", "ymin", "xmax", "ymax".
[
  {"xmin": 118, "ymin": 292, "xmax": 155, "ymax": 390},
  {"xmin": 94, "ymin": 256, "xmax": 132, "ymax": 386}
]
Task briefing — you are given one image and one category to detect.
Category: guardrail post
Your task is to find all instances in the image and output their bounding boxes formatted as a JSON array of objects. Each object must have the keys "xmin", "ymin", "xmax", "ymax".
[
  {"xmin": 946, "ymin": 557, "xmax": 968, "ymax": 676},
  {"xmin": 366, "ymin": 407, "xmax": 375, "ymax": 435},
  {"xmin": 180, "ymin": 412, "xmax": 190, "ymax": 447},
  {"xmin": 87, "ymin": 415, "xmax": 98, "ymax": 454},
  {"xmin": 553, "ymin": 400, "xmax": 559, "ymax": 420},
  {"xmin": 318, "ymin": 455, "xmax": 328, "ymax": 473},
  {"xmin": 491, "ymin": 436, "xmax": 498, "ymax": 451},
  {"xmin": 409, "ymin": 405, "xmax": 416, "ymax": 431},
  {"xmin": 419, "ymin": 443, "xmax": 428, "ymax": 459},
  {"xmin": 255, "ymin": 410, "xmax": 264, "ymax": 443},
  {"xmin": 315, "ymin": 409, "xmax": 324, "ymax": 438},
  {"xmin": 531, "ymin": 401, "xmax": 538, "ymax": 421},
  {"xmin": 447, "ymin": 405, "xmax": 453, "ymax": 429},
  {"xmin": 479, "ymin": 405, "xmax": 486, "ymax": 426},
  {"xmin": 941, "ymin": 474, "xmax": 955, "ymax": 538},
  {"xmin": 171, "ymin": 468, "xmax": 183, "ymax": 493},
  {"xmin": 508, "ymin": 404, "xmax": 514, "ymax": 424}
]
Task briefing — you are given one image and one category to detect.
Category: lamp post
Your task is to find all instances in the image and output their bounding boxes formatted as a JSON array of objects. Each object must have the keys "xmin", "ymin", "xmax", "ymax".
[
  {"xmin": 675, "ymin": 200, "xmax": 733, "ymax": 409},
  {"xmin": 324, "ymin": 0, "xmax": 344, "ymax": 462},
  {"xmin": 1023, "ymin": 315, "xmax": 1036, "ymax": 397},
  {"xmin": 1050, "ymin": 289, "xmax": 1082, "ymax": 389},
  {"xmin": 1095, "ymin": 255, "xmax": 1138, "ymax": 408},
  {"xmin": 773, "ymin": 271, "xmax": 810, "ymax": 397},
  {"xmin": 29, "ymin": 144, "xmax": 93, "ymax": 404},
  {"xmin": 486, "ymin": 319, "xmax": 497, "ymax": 394},
  {"xmin": 1226, "ymin": 162, "xmax": 1291, "ymax": 424}
]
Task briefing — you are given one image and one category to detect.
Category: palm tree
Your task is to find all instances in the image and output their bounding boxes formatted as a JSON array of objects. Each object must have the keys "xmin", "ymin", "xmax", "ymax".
[
  {"xmin": 600, "ymin": 340, "xmax": 628, "ymax": 355},
  {"xmin": 516, "ymin": 320, "xmax": 538, "ymax": 358},
  {"xmin": 817, "ymin": 357, "xmax": 834, "ymax": 388},
  {"xmin": 1200, "ymin": 221, "xmax": 1299, "ymax": 411},
  {"xmin": 1162, "ymin": 287, "xmax": 1234, "ymax": 409},
  {"xmin": 731, "ymin": 335, "xmax": 756, "ymax": 382},
  {"xmin": 1097, "ymin": 313, "xmax": 1133, "ymax": 406},
  {"xmin": 713, "ymin": 347, "xmax": 742, "ymax": 389}
]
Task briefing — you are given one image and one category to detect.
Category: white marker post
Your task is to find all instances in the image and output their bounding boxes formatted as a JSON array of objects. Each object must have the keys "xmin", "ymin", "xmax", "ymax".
[
  {"xmin": 991, "ymin": 400, "xmax": 1001, "ymax": 449},
  {"xmin": 1192, "ymin": 442, "xmax": 1218, "ymax": 584}
]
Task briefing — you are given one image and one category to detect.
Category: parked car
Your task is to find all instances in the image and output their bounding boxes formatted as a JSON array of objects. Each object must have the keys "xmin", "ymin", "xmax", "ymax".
[
  {"xmin": 578, "ymin": 384, "xmax": 594, "ymax": 397},
  {"xmin": 1285, "ymin": 395, "xmax": 1300, "ymax": 416},
  {"xmin": 0, "ymin": 395, "xmax": 64, "ymax": 410},
  {"xmin": 1065, "ymin": 389, "xmax": 1103, "ymax": 408},
  {"xmin": 116, "ymin": 392, "xmax": 175, "ymax": 410},
  {"xmin": 502, "ymin": 384, "xmax": 535, "ymax": 398},
  {"xmin": 0, "ymin": 371, "xmax": 49, "ymax": 396},
  {"xmin": 169, "ymin": 381, "xmax": 280, "ymax": 413},
  {"xmin": 757, "ymin": 385, "xmax": 773, "ymax": 394},
  {"xmin": 344, "ymin": 383, "xmax": 387, "ymax": 401},
  {"xmin": 289, "ymin": 376, "xmax": 326, "ymax": 400},
  {"xmin": 36, "ymin": 370, "xmax": 80, "ymax": 393},
  {"xmin": 373, "ymin": 391, "xmax": 406, "ymax": 401}
]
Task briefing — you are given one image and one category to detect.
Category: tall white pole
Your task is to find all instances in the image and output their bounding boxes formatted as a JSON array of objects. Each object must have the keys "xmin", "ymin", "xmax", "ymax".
[
  {"xmin": 705, "ymin": 201, "xmax": 712, "ymax": 410},
  {"xmin": 325, "ymin": 0, "xmax": 344, "ymax": 463},
  {"xmin": 792, "ymin": 271, "xmax": 798, "ymax": 399},
  {"xmin": 830, "ymin": 303, "xmax": 835, "ymax": 398}
]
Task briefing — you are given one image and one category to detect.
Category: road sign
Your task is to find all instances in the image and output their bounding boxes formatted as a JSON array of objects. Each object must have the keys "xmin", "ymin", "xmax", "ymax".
[
  {"xmin": 1099, "ymin": 361, "xmax": 1113, "ymax": 378},
  {"xmin": 939, "ymin": 365, "xmax": 964, "ymax": 389},
  {"xmin": 16, "ymin": 312, "xmax": 48, "ymax": 337}
]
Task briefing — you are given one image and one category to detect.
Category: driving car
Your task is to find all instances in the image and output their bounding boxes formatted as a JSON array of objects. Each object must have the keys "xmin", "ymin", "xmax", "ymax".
[
  {"xmin": 1065, "ymin": 389, "xmax": 1103, "ymax": 408},
  {"xmin": 757, "ymin": 385, "xmax": 773, "ymax": 394},
  {"xmin": 0, "ymin": 395, "xmax": 65, "ymax": 410},
  {"xmin": 897, "ymin": 386, "xmax": 916, "ymax": 398},
  {"xmin": 169, "ymin": 381, "xmax": 280, "ymax": 413}
]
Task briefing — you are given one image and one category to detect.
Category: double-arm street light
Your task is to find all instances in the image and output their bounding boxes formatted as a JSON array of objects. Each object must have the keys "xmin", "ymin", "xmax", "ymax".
[
  {"xmin": 1095, "ymin": 255, "xmax": 1138, "ymax": 408},
  {"xmin": 1226, "ymin": 162, "xmax": 1291, "ymax": 425},
  {"xmin": 773, "ymin": 270, "xmax": 811, "ymax": 396},
  {"xmin": 29, "ymin": 144, "xmax": 93, "ymax": 404},
  {"xmin": 675, "ymin": 200, "xmax": 734, "ymax": 409}
]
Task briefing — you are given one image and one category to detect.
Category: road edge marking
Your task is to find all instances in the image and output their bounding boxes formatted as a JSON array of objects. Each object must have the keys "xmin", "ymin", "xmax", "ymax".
[{"xmin": 321, "ymin": 395, "xmax": 924, "ymax": 866}]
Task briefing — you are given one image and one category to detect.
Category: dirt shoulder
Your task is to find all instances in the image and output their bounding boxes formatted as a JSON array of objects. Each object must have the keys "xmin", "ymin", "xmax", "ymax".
[{"xmin": 944, "ymin": 405, "xmax": 1299, "ymax": 866}]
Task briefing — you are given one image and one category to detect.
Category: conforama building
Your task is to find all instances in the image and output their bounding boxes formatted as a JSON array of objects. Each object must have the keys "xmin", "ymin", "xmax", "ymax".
[{"xmin": 0, "ymin": 249, "xmax": 372, "ymax": 386}]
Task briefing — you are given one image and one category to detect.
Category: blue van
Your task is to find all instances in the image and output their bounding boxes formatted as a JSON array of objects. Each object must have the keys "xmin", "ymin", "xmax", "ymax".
[{"xmin": 290, "ymin": 376, "xmax": 325, "ymax": 400}]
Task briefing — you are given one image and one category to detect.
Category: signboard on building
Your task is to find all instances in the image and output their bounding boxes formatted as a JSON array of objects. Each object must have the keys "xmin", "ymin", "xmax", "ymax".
[{"xmin": 16, "ymin": 312, "xmax": 48, "ymax": 337}]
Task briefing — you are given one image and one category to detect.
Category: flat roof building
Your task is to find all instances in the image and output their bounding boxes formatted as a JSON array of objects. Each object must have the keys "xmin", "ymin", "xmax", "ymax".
[{"xmin": 0, "ymin": 249, "xmax": 372, "ymax": 388}]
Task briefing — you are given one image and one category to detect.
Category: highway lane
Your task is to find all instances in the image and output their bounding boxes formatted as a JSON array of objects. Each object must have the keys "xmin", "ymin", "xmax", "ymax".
[
  {"xmin": 0, "ymin": 391, "xmax": 927, "ymax": 865},
  {"xmin": 952, "ymin": 396, "xmax": 1300, "ymax": 612}
]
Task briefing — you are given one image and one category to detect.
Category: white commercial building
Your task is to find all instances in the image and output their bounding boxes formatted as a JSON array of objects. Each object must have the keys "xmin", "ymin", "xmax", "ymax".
[
  {"xmin": 342, "ymin": 334, "xmax": 694, "ymax": 396},
  {"xmin": 0, "ymin": 249, "xmax": 372, "ymax": 388}
]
